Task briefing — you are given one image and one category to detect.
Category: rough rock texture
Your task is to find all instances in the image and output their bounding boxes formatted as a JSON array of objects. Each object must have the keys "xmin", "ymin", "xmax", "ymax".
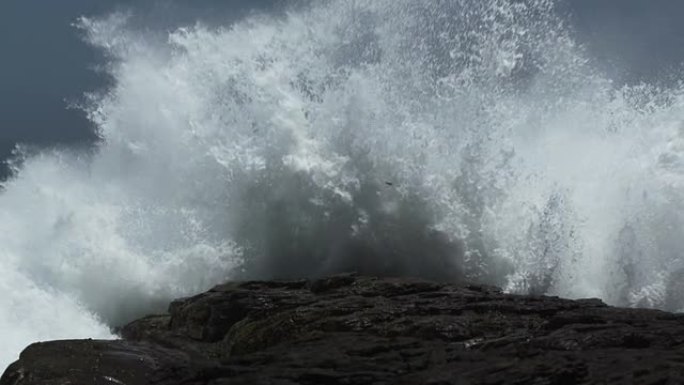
[{"xmin": 4, "ymin": 274, "xmax": 684, "ymax": 384}]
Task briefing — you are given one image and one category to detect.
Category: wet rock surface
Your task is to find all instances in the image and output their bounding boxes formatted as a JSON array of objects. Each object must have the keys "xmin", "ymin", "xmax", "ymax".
[{"xmin": 4, "ymin": 274, "xmax": 684, "ymax": 384}]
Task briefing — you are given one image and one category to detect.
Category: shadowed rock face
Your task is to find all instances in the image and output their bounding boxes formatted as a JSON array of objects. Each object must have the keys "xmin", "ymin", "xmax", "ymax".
[{"xmin": 4, "ymin": 274, "xmax": 684, "ymax": 384}]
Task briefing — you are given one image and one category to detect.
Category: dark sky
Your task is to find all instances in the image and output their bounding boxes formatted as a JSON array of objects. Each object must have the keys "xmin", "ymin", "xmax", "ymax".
[
  {"xmin": 0, "ymin": 0, "xmax": 280, "ymax": 179},
  {"xmin": 0, "ymin": 0, "xmax": 683, "ymax": 179}
]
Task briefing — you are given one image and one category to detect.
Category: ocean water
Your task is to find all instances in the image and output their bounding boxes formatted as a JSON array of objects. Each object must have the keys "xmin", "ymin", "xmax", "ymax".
[{"xmin": 3, "ymin": 0, "xmax": 684, "ymax": 369}]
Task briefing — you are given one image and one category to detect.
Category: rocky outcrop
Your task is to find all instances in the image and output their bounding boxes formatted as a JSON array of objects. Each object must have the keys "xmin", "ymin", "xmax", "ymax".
[{"xmin": 4, "ymin": 274, "xmax": 684, "ymax": 384}]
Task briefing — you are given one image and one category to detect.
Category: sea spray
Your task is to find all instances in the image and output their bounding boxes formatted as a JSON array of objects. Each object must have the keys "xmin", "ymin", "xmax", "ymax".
[{"xmin": 3, "ymin": 0, "xmax": 684, "ymax": 370}]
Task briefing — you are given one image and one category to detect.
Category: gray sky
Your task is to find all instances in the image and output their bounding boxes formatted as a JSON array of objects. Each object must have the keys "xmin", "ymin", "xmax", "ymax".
[
  {"xmin": 0, "ymin": 0, "xmax": 280, "ymax": 178},
  {"xmin": 1, "ymin": 0, "xmax": 683, "ymax": 178},
  {"xmin": 565, "ymin": 0, "xmax": 684, "ymax": 83}
]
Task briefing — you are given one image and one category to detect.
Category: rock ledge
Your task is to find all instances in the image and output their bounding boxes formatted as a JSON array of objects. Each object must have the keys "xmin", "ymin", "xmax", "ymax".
[{"xmin": 3, "ymin": 274, "xmax": 684, "ymax": 384}]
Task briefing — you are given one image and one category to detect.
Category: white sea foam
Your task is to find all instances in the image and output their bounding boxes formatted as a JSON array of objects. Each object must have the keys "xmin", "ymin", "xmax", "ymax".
[{"xmin": 3, "ymin": 0, "xmax": 684, "ymax": 370}]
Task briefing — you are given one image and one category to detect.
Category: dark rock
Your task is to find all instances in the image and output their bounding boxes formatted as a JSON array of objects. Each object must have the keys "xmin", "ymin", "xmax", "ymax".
[{"xmin": 4, "ymin": 275, "xmax": 684, "ymax": 384}]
